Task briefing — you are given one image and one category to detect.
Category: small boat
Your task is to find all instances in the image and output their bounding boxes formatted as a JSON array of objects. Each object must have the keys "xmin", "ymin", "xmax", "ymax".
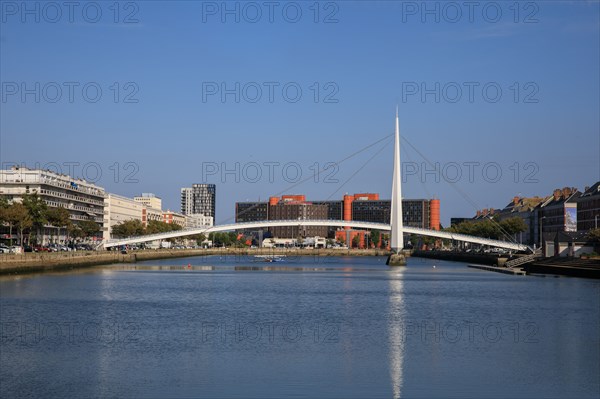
[{"xmin": 254, "ymin": 255, "xmax": 285, "ymax": 263}]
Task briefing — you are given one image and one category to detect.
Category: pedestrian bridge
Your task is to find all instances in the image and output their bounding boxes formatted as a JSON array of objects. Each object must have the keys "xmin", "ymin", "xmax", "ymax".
[{"xmin": 102, "ymin": 219, "xmax": 531, "ymax": 252}]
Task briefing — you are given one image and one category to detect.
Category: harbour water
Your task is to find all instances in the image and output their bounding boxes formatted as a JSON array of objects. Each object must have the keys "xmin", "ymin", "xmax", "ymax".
[{"xmin": 1, "ymin": 256, "xmax": 599, "ymax": 398}]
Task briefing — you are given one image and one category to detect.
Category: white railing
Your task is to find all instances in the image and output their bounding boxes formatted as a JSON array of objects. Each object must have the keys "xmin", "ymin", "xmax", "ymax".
[{"xmin": 102, "ymin": 219, "xmax": 532, "ymax": 252}]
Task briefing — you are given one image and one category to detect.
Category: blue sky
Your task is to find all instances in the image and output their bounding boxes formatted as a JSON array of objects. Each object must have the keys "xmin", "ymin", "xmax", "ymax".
[{"xmin": 1, "ymin": 1, "xmax": 599, "ymax": 225}]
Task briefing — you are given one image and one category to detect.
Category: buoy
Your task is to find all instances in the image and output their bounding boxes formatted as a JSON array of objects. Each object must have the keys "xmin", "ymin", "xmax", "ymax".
[
  {"xmin": 188, "ymin": 263, "xmax": 191, "ymax": 268},
  {"xmin": 433, "ymin": 265, "xmax": 436, "ymax": 268}
]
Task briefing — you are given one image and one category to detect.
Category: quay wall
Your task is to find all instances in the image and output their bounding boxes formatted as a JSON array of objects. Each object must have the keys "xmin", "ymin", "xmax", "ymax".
[{"xmin": 0, "ymin": 248, "xmax": 392, "ymax": 275}]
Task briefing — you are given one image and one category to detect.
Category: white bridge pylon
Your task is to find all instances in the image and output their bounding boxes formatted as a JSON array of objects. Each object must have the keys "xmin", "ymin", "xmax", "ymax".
[{"xmin": 103, "ymin": 219, "xmax": 530, "ymax": 252}]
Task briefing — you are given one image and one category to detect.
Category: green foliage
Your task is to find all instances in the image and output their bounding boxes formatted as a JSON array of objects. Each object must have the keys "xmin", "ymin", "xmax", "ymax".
[
  {"xmin": 145, "ymin": 220, "xmax": 180, "ymax": 234},
  {"xmin": 21, "ymin": 192, "xmax": 48, "ymax": 229},
  {"xmin": 587, "ymin": 229, "xmax": 600, "ymax": 242},
  {"xmin": 78, "ymin": 220, "xmax": 101, "ymax": 238},
  {"xmin": 370, "ymin": 230, "xmax": 380, "ymax": 248},
  {"xmin": 4, "ymin": 203, "xmax": 32, "ymax": 246},
  {"xmin": 499, "ymin": 217, "xmax": 528, "ymax": 237},
  {"xmin": 0, "ymin": 196, "xmax": 10, "ymax": 225},
  {"xmin": 46, "ymin": 207, "xmax": 72, "ymax": 243},
  {"xmin": 446, "ymin": 217, "xmax": 527, "ymax": 240},
  {"xmin": 209, "ymin": 232, "xmax": 229, "ymax": 247},
  {"xmin": 47, "ymin": 207, "xmax": 71, "ymax": 229},
  {"xmin": 68, "ymin": 224, "xmax": 84, "ymax": 239},
  {"xmin": 188, "ymin": 233, "xmax": 207, "ymax": 245},
  {"xmin": 352, "ymin": 235, "xmax": 360, "ymax": 248},
  {"xmin": 207, "ymin": 232, "xmax": 239, "ymax": 247},
  {"xmin": 111, "ymin": 219, "xmax": 144, "ymax": 238},
  {"xmin": 110, "ymin": 219, "xmax": 186, "ymax": 239}
]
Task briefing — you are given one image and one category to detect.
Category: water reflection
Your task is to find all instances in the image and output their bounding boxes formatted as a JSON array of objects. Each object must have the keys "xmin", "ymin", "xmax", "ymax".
[
  {"xmin": 388, "ymin": 270, "xmax": 406, "ymax": 399},
  {"xmin": 115, "ymin": 264, "xmax": 377, "ymax": 273}
]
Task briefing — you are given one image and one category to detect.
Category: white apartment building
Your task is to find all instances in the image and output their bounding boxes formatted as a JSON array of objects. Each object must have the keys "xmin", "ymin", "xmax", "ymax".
[
  {"xmin": 185, "ymin": 213, "xmax": 214, "ymax": 229},
  {"xmin": 135, "ymin": 193, "xmax": 163, "ymax": 227},
  {"xmin": 103, "ymin": 193, "xmax": 144, "ymax": 240},
  {"xmin": 0, "ymin": 166, "xmax": 105, "ymax": 243},
  {"xmin": 134, "ymin": 193, "xmax": 162, "ymax": 210}
]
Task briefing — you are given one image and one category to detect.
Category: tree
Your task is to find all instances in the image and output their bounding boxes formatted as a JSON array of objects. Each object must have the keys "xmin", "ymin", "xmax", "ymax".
[
  {"xmin": 380, "ymin": 233, "xmax": 389, "ymax": 249},
  {"xmin": 6, "ymin": 203, "xmax": 32, "ymax": 248},
  {"xmin": 370, "ymin": 230, "xmax": 381, "ymax": 248},
  {"xmin": 499, "ymin": 217, "xmax": 528, "ymax": 239},
  {"xmin": 587, "ymin": 228, "xmax": 600, "ymax": 242},
  {"xmin": 78, "ymin": 220, "xmax": 101, "ymax": 239},
  {"xmin": 111, "ymin": 219, "xmax": 144, "ymax": 238},
  {"xmin": 188, "ymin": 233, "xmax": 207, "ymax": 246},
  {"xmin": 46, "ymin": 207, "xmax": 71, "ymax": 243},
  {"xmin": 21, "ymin": 192, "xmax": 48, "ymax": 244},
  {"xmin": 228, "ymin": 232, "xmax": 237, "ymax": 245},
  {"xmin": 352, "ymin": 235, "xmax": 360, "ymax": 249},
  {"xmin": 0, "ymin": 198, "xmax": 12, "ymax": 244},
  {"xmin": 451, "ymin": 219, "xmax": 501, "ymax": 240},
  {"xmin": 0, "ymin": 196, "xmax": 10, "ymax": 225},
  {"xmin": 145, "ymin": 220, "xmax": 170, "ymax": 235},
  {"xmin": 68, "ymin": 224, "xmax": 84, "ymax": 241}
]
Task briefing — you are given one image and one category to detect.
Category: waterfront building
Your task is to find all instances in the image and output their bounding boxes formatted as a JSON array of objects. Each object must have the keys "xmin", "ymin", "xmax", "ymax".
[
  {"xmin": 181, "ymin": 184, "xmax": 216, "ymax": 219},
  {"xmin": 348, "ymin": 195, "xmax": 440, "ymax": 230},
  {"xmin": 162, "ymin": 210, "xmax": 186, "ymax": 227},
  {"xmin": 0, "ymin": 166, "xmax": 105, "ymax": 243},
  {"xmin": 103, "ymin": 194, "xmax": 144, "ymax": 240},
  {"xmin": 185, "ymin": 213, "xmax": 214, "ymax": 229},
  {"xmin": 536, "ymin": 187, "xmax": 581, "ymax": 245},
  {"xmin": 233, "ymin": 193, "xmax": 441, "ymax": 240},
  {"xmin": 268, "ymin": 196, "xmax": 329, "ymax": 239},
  {"xmin": 235, "ymin": 201, "xmax": 268, "ymax": 223},
  {"xmin": 134, "ymin": 193, "xmax": 162, "ymax": 210},
  {"xmin": 576, "ymin": 182, "xmax": 600, "ymax": 231},
  {"xmin": 496, "ymin": 196, "xmax": 545, "ymax": 245},
  {"xmin": 134, "ymin": 193, "xmax": 163, "ymax": 228},
  {"xmin": 142, "ymin": 206, "xmax": 163, "ymax": 228}
]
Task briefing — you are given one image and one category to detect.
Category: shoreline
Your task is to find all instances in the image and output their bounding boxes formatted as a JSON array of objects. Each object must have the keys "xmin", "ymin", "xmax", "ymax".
[
  {"xmin": 412, "ymin": 250, "xmax": 600, "ymax": 279},
  {"xmin": 0, "ymin": 248, "xmax": 393, "ymax": 275}
]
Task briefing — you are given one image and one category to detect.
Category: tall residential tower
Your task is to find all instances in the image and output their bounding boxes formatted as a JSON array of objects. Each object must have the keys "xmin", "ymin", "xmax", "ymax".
[{"xmin": 181, "ymin": 184, "xmax": 216, "ymax": 219}]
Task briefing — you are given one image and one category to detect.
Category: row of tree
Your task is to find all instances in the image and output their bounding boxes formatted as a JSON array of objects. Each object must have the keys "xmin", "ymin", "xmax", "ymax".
[
  {"xmin": 111, "ymin": 219, "xmax": 184, "ymax": 238},
  {"xmin": 0, "ymin": 193, "xmax": 101, "ymax": 246},
  {"xmin": 208, "ymin": 232, "xmax": 244, "ymax": 247},
  {"xmin": 444, "ymin": 216, "xmax": 528, "ymax": 241},
  {"xmin": 111, "ymin": 219, "xmax": 213, "ymax": 246},
  {"xmin": 110, "ymin": 223, "xmax": 253, "ymax": 247}
]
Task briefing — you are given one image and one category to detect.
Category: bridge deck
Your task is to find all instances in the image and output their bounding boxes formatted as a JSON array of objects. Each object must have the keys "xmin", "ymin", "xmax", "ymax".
[{"xmin": 102, "ymin": 219, "xmax": 530, "ymax": 252}]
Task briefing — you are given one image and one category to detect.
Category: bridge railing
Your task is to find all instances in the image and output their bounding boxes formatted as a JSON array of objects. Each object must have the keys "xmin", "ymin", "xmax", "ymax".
[{"xmin": 102, "ymin": 219, "xmax": 531, "ymax": 252}]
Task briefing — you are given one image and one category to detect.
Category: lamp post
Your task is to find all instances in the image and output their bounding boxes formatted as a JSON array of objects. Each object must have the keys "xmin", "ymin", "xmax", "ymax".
[{"xmin": 595, "ymin": 215, "xmax": 598, "ymax": 229}]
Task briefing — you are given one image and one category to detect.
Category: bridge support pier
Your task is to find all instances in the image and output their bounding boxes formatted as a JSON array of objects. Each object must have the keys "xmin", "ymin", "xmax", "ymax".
[{"xmin": 386, "ymin": 252, "xmax": 406, "ymax": 266}]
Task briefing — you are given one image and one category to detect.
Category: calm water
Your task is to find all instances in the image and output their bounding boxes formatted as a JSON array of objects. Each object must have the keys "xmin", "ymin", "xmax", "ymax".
[{"xmin": 1, "ymin": 256, "xmax": 599, "ymax": 398}]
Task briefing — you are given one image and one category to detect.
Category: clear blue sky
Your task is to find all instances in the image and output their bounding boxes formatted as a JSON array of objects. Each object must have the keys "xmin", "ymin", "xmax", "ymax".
[{"xmin": 1, "ymin": 1, "xmax": 599, "ymax": 225}]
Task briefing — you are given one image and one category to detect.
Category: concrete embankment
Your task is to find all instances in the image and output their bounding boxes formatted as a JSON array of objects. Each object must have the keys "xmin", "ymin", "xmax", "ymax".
[
  {"xmin": 525, "ymin": 258, "xmax": 600, "ymax": 279},
  {"xmin": 0, "ymin": 248, "xmax": 391, "ymax": 275},
  {"xmin": 412, "ymin": 250, "xmax": 600, "ymax": 279},
  {"xmin": 412, "ymin": 250, "xmax": 506, "ymax": 266},
  {"xmin": 467, "ymin": 264, "xmax": 526, "ymax": 276}
]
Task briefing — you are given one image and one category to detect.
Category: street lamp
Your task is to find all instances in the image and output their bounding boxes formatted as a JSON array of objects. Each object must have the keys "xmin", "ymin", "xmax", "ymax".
[{"xmin": 595, "ymin": 215, "xmax": 598, "ymax": 230}]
